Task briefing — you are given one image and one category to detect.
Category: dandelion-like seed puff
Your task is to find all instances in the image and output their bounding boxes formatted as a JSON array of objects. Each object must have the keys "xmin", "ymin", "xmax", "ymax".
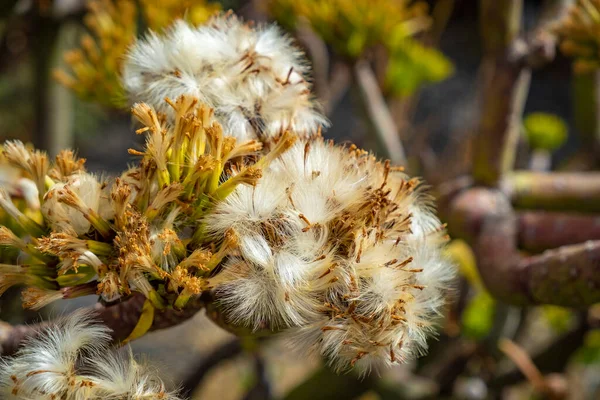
[
  {"xmin": 123, "ymin": 13, "xmax": 328, "ymax": 142},
  {"xmin": 0, "ymin": 311, "xmax": 181, "ymax": 399},
  {"xmin": 204, "ymin": 139, "xmax": 454, "ymax": 372}
]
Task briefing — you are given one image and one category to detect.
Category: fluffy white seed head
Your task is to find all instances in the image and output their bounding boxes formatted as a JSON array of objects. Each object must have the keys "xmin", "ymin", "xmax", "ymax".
[
  {"xmin": 205, "ymin": 138, "xmax": 455, "ymax": 372},
  {"xmin": 123, "ymin": 14, "xmax": 328, "ymax": 142},
  {"xmin": 0, "ymin": 310, "xmax": 181, "ymax": 399}
]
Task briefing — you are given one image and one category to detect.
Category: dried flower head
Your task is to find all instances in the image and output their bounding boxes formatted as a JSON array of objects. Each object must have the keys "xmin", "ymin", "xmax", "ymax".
[
  {"xmin": 0, "ymin": 150, "xmax": 40, "ymax": 212},
  {"xmin": 205, "ymin": 138, "xmax": 455, "ymax": 372},
  {"xmin": 0, "ymin": 95, "xmax": 294, "ymax": 315},
  {"xmin": 123, "ymin": 14, "xmax": 327, "ymax": 142},
  {"xmin": 0, "ymin": 310, "xmax": 181, "ymax": 399},
  {"xmin": 2, "ymin": 140, "xmax": 48, "ymax": 204},
  {"xmin": 42, "ymin": 172, "xmax": 113, "ymax": 237}
]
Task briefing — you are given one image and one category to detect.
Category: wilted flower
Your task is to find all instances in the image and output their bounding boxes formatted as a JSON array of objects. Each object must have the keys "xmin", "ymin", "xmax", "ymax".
[
  {"xmin": 123, "ymin": 14, "xmax": 327, "ymax": 142},
  {"xmin": 0, "ymin": 310, "xmax": 181, "ymax": 399},
  {"xmin": 205, "ymin": 138, "xmax": 454, "ymax": 372},
  {"xmin": 42, "ymin": 172, "xmax": 113, "ymax": 237},
  {"xmin": 2, "ymin": 140, "xmax": 48, "ymax": 204}
]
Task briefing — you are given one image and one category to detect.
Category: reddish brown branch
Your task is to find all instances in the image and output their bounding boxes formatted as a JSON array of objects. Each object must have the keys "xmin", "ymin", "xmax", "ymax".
[
  {"xmin": 473, "ymin": 0, "xmax": 530, "ymax": 186},
  {"xmin": 519, "ymin": 241, "xmax": 600, "ymax": 307},
  {"xmin": 450, "ymin": 188, "xmax": 600, "ymax": 308},
  {"xmin": 518, "ymin": 211, "xmax": 600, "ymax": 252},
  {"xmin": 0, "ymin": 293, "xmax": 205, "ymax": 357}
]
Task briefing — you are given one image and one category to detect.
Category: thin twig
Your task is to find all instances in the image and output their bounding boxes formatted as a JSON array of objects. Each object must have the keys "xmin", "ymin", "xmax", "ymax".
[
  {"xmin": 354, "ymin": 60, "xmax": 407, "ymax": 165},
  {"xmin": 323, "ymin": 61, "xmax": 351, "ymax": 116},
  {"xmin": 499, "ymin": 338, "xmax": 547, "ymax": 392},
  {"xmin": 498, "ymin": 338, "xmax": 569, "ymax": 399},
  {"xmin": 492, "ymin": 318, "xmax": 588, "ymax": 388},
  {"xmin": 295, "ymin": 19, "xmax": 329, "ymax": 101},
  {"xmin": 179, "ymin": 339, "xmax": 243, "ymax": 398}
]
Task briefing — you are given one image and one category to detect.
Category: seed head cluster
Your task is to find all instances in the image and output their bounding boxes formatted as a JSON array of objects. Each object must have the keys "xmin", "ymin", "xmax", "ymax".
[
  {"xmin": 206, "ymin": 139, "xmax": 453, "ymax": 372},
  {"xmin": 123, "ymin": 14, "xmax": 327, "ymax": 142},
  {"xmin": 0, "ymin": 11, "xmax": 455, "ymax": 385},
  {"xmin": 54, "ymin": 0, "xmax": 221, "ymax": 107},
  {"xmin": 0, "ymin": 311, "xmax": 181, "ymax": 399},
  {"xmin": 0, "ymin": 95, "xmax": 293, "ymax": 314}
]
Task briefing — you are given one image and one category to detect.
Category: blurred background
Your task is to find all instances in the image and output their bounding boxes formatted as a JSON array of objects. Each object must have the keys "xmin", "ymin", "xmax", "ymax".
[{"xmin": 2, "ymin": 0, "xmax": 600, "ymax": 399}]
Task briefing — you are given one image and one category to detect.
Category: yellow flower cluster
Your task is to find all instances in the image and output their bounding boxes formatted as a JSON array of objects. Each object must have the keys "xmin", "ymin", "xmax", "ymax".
[
  {"xmin": 54, "ymin": 0, "xmax": 220, "ymax": 107},
  {"xmin": 141, "ymin": 0, "xmax": 221, "ymax": 31},
  {"xmin": 268, "ymin": 0, "xmax": 430, "ymax": 58},
  {"xmin": 555, "ymin": 0, "xmax": 600, "ymax": 74},
  {"xmin": 0, "ymin": 95, "xmax": 293, "ymax": 314},
  {"xmin": 267, "ymin": 0, "xmax": 452, "ymax": 96}
]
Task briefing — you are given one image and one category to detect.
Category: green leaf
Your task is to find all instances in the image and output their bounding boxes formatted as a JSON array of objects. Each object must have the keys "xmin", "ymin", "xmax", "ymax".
[
  {"xmin": 574, "ymin": 329, "xmax": 600, "ymax": 365},
  {"xmin": 123, "ymin": 298, "xmax": 155, "ymax": 344},
  {"xmin": 446, "ymin": 239, "xmax": 481, "ymax": 290},
  {"xmin": 541, "ymin": 305, "xmax": 575, "ymax": 334},
  {"xmin": 523, "ymin": 112, "xmax": 568, "ymax": 151},
  {"xmin": 462, "ymin": 291, "xmax": 496, "ymax": 340},
  {"xmin": 347, "ymin": 31, "xmax": 368, "ymax": 58},
  {"xmin": 385, "ymin": 39, "xmax": 453, "ymax": 97}
]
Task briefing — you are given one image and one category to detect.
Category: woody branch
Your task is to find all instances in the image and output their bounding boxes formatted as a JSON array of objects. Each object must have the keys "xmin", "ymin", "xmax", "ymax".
[{"xmin": 0, "ymin": 293, "xmax": 205, "ymax": 356}]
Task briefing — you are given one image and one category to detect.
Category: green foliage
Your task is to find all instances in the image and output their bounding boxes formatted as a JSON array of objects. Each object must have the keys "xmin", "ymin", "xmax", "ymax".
[
  {"xmin": 541, "ymin": 305, "xmax": 575, "ymax": 334},
  {"xmin": 462, "ymin": 291, "xmax": 496, "ymax": 340},
  {"xmin": 446, "ymin": 239, "xmax": 481, "ymax": 289},
  {"xmin": 445, "ymin": 240, "xmax": 496, "ymax": 340},
  {"xmin": 268, "ymin": 0, "xmax": 453, "ymax": 95},
  {"xmin": 523, "ymin": 112, "xmax": 568, "ymax": 151},
  {"xmin": 385, "ymin": 40, "xmax": 454, "ymax": 97},
  {"xmin": 574, "ymin": 329, "xmax": 600, "ymax": 365}
]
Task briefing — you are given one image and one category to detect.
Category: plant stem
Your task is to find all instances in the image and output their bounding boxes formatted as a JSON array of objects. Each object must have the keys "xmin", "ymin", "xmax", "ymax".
[
  {"xmin": 503, "ymin": 171, "xmax": 600, "ymax": 212},
  {"xmin": 518, "ymin": 211, "xmax": 600, "ymax": 252},
  {"xmin": 354, "ymin": 60, "xmax": 407, "ymax": 165},
  {"xmin": 451, "ymin": 188, "xmax": 600, "ymax": 307},
  {"xmin": 473, "ymin": 0, "xmax": 529, "ymax": 186},
  {"xmin": 179, "ymin": 339, "xmax": 243, "ymax": 398}
]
